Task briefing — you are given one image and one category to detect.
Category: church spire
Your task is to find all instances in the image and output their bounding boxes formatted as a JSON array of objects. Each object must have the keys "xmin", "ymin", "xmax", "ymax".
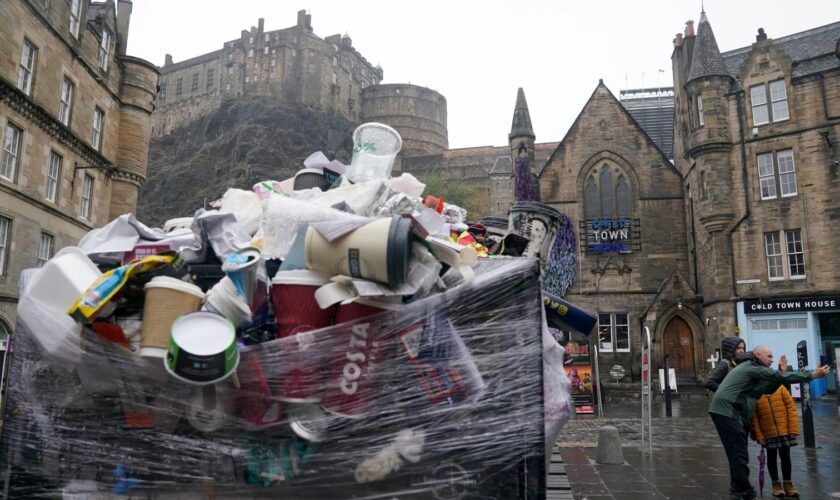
[
  {"xmin": 687, "ymin": 11, "xmax": 731, "ymax": 83},
  {"xmin": 509, "ymin": 87, "xmax": 535, "ymax": 140}
]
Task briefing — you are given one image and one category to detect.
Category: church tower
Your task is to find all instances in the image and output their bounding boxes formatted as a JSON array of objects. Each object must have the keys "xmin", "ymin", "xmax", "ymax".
[{"xmin": 509, "ymin": 88, "xmax": 536, "ymax": 171}]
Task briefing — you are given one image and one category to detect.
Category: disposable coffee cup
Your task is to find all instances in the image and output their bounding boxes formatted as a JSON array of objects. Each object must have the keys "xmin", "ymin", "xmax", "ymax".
[
  {"xmin": 346, "ymin": 122, "xmax": 403, "ymax": 183},
  {"xmin": 204, "ymin": 277, "xmax": 252, "ymax": 328},
  {"xmin": 322, "ymin": 298, "xmax": 403, "ymax": 418},
  {"xmin": 140, "ymin": 277, "xmax": 204, "ymax": 359},
  {"xmin": 508, "ymin": 201, "xmax": 564, "ymax": 266},
  {"xmin": 164, "ymin": 312, "xmax": 240, "ymax": 385},
  {"xmin": 304, "ymin": 216, "xmax": 412, "ymax": 287},
  {"xmin": 271, "ymin": 270, "xmax": 335, "ymax": 402},
  {"xmin": 221, "ymin": 247, "xmax": 262, "ymax": 305}
]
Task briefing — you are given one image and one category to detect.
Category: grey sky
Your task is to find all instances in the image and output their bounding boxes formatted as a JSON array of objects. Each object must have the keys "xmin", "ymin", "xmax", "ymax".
[{"xmin": 128, "ymin": 0, "xmax": 839, "ymax": 149}]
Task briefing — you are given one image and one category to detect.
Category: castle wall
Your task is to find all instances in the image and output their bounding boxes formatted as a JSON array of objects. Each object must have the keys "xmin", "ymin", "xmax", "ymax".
[
  {"xmin": 152, "ymin": 13, "xmax": 382, "ymax": 138},
  {"xmin": 361, "ymin": 84, "xmax": 449, "ymax": 156}
]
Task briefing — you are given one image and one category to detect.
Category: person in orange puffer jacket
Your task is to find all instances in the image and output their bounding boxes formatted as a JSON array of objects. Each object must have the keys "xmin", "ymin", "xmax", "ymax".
[{"xmin": 749, "ymin": 384, "xmax": 799, "ymax": 497}]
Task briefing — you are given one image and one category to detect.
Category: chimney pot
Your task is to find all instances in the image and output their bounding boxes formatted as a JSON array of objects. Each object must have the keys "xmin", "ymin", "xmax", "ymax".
[
  {"xmin": 685, "ymin": 20, "xmax": 695, "ymax": 37},
  {"xmin": 675, "ymin": 33, "xmax": 684, "ymax": 46}
]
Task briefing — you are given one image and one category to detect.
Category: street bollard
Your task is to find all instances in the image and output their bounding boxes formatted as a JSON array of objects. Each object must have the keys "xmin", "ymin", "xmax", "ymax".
[{"xmin": 595, "ymin": 425, "xmax": 624, "ymax": 464}]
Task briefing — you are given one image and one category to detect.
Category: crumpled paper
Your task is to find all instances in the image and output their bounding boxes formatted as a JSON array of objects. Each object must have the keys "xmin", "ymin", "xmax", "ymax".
[{"xmin": 354, "ymin": 429, "xmax": 426, "ymax": 483}]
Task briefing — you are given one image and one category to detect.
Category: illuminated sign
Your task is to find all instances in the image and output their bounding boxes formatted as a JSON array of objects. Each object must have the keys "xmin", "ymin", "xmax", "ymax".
[{"xmin": 580, "ymin": 218, "xmax": 641, "ymax": 254}]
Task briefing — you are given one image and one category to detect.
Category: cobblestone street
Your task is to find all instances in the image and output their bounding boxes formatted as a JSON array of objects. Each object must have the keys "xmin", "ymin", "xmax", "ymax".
[{"xmin": 555, "ymin": 397, "xmax": 840, "ymax": 499}]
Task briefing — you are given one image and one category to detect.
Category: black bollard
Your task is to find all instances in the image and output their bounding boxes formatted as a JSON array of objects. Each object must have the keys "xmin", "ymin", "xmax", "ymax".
[
  {"xmin": 664, "ymin": 354, "xmax": 672, "ymax": 417},
  {"xmin": 796, "ymin": 341, "xmax": 816, "ymax": 448}
]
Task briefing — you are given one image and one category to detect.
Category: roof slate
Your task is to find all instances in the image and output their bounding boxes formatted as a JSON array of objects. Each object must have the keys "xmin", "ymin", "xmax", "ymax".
[
  {"xmin": 687, "ymin": 12, "xmax": 731, "ymax": 83},
  {"xmin": 490, "ymin": 156, "xmax": 513, "ymax": 175},
  {"xmin": 720, "ymin": 21, "xmax": 840, "ymax": 89}
]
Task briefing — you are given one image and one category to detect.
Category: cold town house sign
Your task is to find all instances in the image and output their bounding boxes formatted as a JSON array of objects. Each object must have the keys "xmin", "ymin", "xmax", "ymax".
[{"xmin": 743, "ymin": 296, "xmax": 840, "ymax": 313}]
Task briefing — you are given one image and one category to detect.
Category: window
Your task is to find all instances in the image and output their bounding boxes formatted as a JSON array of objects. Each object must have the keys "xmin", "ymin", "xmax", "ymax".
[
  {"xmin": 757, "ymin": 149, "xmax": 797, "ymax": 200},
  {"xmin": 99, "ymin": 29, "xmax": 111, "ymax": 71},
  {"xmin": 2, "ymin": 124, "xmax": 23, "ymax": 182},
  {"xmin": 583, "ymin": 164, "xmax": 632, "ymax": 219},
  {"xmin": 248, "ymin": 49, "xmax": 254, "ymax": 58},
  {"xmin": 249, "ymin": 36, "xmax": 254, "ymax": 45},
  {"xmin": 46, "ymin": 151, "xmax": 62, "ymax": 203},
  {"xmin": 158, "ymin": 83, "xmax": 166, "ymax": 101},
  {"xmin": 175, "ymin": 78, "xmax": 183, "ymax": 95},
  {"xmin": 206, "ymin": 69, "xmax": 214, "ymax": 89},
  {"xmin": 750, "ymin": 80, "xmax": 788, "ymax": 125},
  {"xmin": 769, "ymin": 80, "xmax": 789, "ymax": 122},
  {"xmin": 751, "ymin": 318, "xmax": 807, "ymax": 330},
  {"xmin": 264, "ymin": 34, "xmax": 270, "ymax": 42},
  {"xmin": 37, "ymin": 232, "xmax": 53, "ymax": 267},
  {"xmin": 765, "ymin": 229, "xmax": 805, "ymax": 280},
  {"xmin": 271, "ymin": 58, "xmax": 276, "ymax": 67},
  {"xmin": 228, "ymin": 66, "xmax": 233, "ymax": 75},
  {"xmin": 59, "ymin": 76, "xmax": 74, "ymax": 126},
  {"xmin": 81, "ymin": 174, "xmax": 94, "ymax": 220},
  {"xmin": 191, "ymin": 73, "xmax": 199, "ymax": 91},
  {"xmin": 91, "ymin": 107, "xmax": 104, "ymax": 150},
  {"xmin": 0, "ymin": 217, "xmax": 9, "ymax": 276},
  {"xmin": 70, "ymin": 0, "xmax": 82, "ymax": 37},
  {"xmin": 264, "ymin": 47, "xmax": 269, "ymax": 55},
  {"xmin": 696, "ymin": 94, "xmax": 704, "ymax": 127},
  {"xmin": 597, "ymin": 313, "xmax": 630, "ymax": 353},
  {"xmin": 17, "ymin": 39, "xmax": 37, "ymax": 95}
]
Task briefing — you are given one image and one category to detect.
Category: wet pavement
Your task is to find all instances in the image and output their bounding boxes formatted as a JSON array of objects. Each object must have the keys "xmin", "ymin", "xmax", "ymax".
[{"xmin": 554, "ymin": 396, "xmax": 840, "ymax": 499}]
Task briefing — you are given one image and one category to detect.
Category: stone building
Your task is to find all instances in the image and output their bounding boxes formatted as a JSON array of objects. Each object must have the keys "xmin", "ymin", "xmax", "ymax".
[
  {"xmin": 538, "ymin": 81, "xmax": 695, "ymax": 385},
  {"xmin": 0, "ymin": 0, "xmax": 158, "ymax": 335},
  {"xmin": 672, "ymin": 13, "xmax": 840, "ymax": 394},
  {"xmin": 152, "ymin": 11, "xmax": 383, "ymax": 137}
]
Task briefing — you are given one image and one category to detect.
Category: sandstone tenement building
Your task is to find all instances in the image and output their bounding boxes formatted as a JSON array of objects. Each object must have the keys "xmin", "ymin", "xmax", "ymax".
[
  {"xmin": 0, "ymin": 0, "xmax": 158, "ymax": 335},
  {"xmin": 670, "ymin": 14, "xmax": 840, "ymax": 393}
]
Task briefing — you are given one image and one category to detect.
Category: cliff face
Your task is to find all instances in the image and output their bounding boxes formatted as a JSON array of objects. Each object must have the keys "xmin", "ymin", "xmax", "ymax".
[{"xmin": 137, "ymin": 96, "xmax": 355, "ymax": 226}]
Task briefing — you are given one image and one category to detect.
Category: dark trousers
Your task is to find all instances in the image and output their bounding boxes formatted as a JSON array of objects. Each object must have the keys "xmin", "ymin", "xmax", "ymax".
[
  {"xmin": 711, "ymin": 413, "xmax": 755, "ymax": 498},
  {"xmin": 767, "ymin": 446, "xmax": 792, "ymax": 481}
]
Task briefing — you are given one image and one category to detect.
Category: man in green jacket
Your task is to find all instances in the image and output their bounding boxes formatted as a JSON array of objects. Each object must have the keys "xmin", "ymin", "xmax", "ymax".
[{"xmin": 709, "ymin": 345, "xmax": 829, "ymax": 500}]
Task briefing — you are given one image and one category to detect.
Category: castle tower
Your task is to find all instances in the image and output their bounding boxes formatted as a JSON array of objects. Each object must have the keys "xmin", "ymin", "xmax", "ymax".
[
  {"xmin": 672, "ymin": 11, "xmax": 736, "ymax": 330},
  {"xmin": 112, "ymin": 56, "xmax": 159, "ymax": 219},
  {"xmin": 509, "ymin": 87, "xmax": 536, "ymax": 170}
]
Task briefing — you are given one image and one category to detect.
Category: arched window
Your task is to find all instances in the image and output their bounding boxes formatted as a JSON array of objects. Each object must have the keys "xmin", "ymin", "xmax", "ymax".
[{"xmin": 583, "ymin": 163, "xmax": 633, "ymax": 218}]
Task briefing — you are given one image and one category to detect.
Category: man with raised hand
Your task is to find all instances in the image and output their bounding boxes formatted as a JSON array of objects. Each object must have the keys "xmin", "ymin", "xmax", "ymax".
[{"xmin": 709, "ymin": 345, "xmax": 830, "ymax": 500}]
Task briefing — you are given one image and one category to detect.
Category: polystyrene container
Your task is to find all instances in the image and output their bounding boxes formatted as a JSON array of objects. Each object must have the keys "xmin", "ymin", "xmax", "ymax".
[{"xmin": 25, "ymin": 246, "xmax": 102, "ymax": 314}]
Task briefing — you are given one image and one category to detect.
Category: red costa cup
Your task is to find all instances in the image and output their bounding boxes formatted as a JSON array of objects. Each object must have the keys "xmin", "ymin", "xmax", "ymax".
[
  {"xmin": 322, "ymin": 298, "xmax": 401, "ymax": 418},
  {"xmin": 270, "ymin": 270, "xmax": 335, "ymax": 402}
]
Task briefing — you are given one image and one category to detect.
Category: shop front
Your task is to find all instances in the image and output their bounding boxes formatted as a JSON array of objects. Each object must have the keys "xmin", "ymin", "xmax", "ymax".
[{"xmin": 737, "ymin": 295, "xmax": 840, "ymax": 398}]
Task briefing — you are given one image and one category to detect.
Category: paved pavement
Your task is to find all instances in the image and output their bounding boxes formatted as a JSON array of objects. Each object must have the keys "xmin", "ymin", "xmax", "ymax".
[{"xmin": 554, "ymin": 396, "xmax": 840, "ymax": 499}]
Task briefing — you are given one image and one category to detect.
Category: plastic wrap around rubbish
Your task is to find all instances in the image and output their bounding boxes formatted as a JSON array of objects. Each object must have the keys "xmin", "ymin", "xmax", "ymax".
[{"xmin": 1, "ymin": 258, "xmax": 555, "ymax": 498}]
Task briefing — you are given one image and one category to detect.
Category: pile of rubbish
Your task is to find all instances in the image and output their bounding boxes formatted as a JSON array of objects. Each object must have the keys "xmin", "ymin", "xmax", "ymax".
[{"xmin": 2, "ymin": 123, "xmax": 574, "ymax": 497}]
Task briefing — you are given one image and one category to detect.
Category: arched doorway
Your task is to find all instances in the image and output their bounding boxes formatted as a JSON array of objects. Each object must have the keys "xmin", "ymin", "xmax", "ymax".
[{"xmin": 663, "ymin": 316, "xmax": 695, "ymax": 374}]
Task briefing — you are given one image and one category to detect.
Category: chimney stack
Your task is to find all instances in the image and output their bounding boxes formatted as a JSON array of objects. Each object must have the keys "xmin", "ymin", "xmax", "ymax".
[
  {"xmin": 756, "ymin": 28, "xmax": 767, "ymax": 42},
  {"xmin": 685, "ymin": 20, "xmax": 695, "ymax": 37},
  {"xmin": 258, "ymin": 18, "xmax": 264, "ymax": 33},
  {"xmin": 116, "ymin": 0, "xmax": 132, "ymax": 55},
  {"xmin": 164, "ymin": 53, "xmax": 173, "ymax": 66}
]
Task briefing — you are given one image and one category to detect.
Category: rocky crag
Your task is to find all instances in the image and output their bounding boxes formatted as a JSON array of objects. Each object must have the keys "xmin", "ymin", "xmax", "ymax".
[{"xmin": 138, "ymin": 96, "xmax": 355, "ymax": 227}]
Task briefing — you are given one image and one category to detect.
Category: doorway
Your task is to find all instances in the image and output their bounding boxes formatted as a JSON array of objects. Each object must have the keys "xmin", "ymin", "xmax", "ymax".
[{"xmin": 663, "ymin": 316, "xmax": 695, "ymax": 375}]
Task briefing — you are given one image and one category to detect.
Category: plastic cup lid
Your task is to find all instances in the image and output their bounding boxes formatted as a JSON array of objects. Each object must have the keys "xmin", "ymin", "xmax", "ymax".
[
  {"xmin": 289, "ymin": 404, "xmax": 330, "ymax": 442},
  {"xmin": 144, "ymin": 276, "xmax": 205, "ymax": 299},
  {"xmin": 272, "ymin": 270, "xmax": 333, "ymax": 286}
]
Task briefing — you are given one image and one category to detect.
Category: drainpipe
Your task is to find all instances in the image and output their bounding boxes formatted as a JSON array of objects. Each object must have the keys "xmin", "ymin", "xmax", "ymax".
[{"xmin": 727, "ymin": 90, "xmax": 751, "ymax": 322}]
